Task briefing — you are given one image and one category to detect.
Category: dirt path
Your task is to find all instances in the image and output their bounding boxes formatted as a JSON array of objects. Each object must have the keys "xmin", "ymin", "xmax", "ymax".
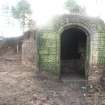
[{"xmin": 0, "ymin": 56, "xmax": 88, "ymax": 105}]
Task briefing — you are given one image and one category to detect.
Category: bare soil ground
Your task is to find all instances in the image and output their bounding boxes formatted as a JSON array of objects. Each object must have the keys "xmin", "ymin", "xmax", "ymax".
[{"xmin": 0, "ymin": 54, "xmax": 89, "ymax": 105}]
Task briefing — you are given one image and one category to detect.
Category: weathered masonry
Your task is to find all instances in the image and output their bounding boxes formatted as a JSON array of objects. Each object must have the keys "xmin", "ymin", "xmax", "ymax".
[{"xmin": 38, "ymin": 15, "xmax": 105, "ymax": 85}]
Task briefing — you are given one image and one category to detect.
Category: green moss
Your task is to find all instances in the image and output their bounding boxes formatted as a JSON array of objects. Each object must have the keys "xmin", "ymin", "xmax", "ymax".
[
  {"xmin": 38, "ymin": 31, "xmax": 59, "ymax": 76},
  {"xmin": 98, "ymin": 32, "xmax": 105, "ymax": 64},
  {"xmin": 96, "ymin": 22, "xmax": 105, "ymax": 33},
  {"xmin": 40, "ymin": 62, "xmax": 59, "ymax": 76}
]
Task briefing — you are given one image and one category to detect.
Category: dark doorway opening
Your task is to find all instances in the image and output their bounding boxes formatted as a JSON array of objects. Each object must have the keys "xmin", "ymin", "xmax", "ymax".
[{"xmin": 60, "ymin": 27, "xmax": 87, "ymax": 79}]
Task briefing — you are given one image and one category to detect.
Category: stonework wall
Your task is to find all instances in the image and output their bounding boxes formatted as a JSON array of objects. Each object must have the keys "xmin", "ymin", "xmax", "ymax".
[
  {"xmin": 38, "ymin": 14, "xmax": 105, "ymax": 88},
  {"xmin": 22, "ymin": 30, "xmax": 37, "ymax": 68},
  {"xmin": 38, "ymin": 31, "xmax": 59, "ymax": 75}
]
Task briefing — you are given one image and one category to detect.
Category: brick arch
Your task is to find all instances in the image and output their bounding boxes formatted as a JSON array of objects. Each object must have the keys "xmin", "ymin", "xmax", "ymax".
[
  {"xmin": 58, "ymin": 23, "xmax": 93, "ymax": 36},
  {"xmin": 58, "ymin": 24, "xmax": 91, "ymax": 79}
]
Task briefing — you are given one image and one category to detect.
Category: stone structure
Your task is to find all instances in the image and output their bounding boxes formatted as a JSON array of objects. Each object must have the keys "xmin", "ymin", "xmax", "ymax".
[
  {"xmin": 21, "ymin": 30, "xmax": 37, "ymax": 67},
  {"xmin": 38, "ymin": 14, "xmax": 105, "ymax": 88}
]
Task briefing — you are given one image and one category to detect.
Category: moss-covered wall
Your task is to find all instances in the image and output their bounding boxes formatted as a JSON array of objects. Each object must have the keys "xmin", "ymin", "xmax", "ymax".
[
  {"xmin": 38, "ymin": 15, "xmax": 105, "ymax": 81},
  {"xmin": 97, "ymin": 32, "xmax": 105, "ymax": 64},
  {"xmin": 95, "ymin": 20, "xmax": 105, "ymax": 65},
  {"xmin": 38, "ymin": 31, "xmax": 59, "ymax": 76},
  {"xmin": 97, "ymin": 22, "xmax": 105, "ymax": 64}
]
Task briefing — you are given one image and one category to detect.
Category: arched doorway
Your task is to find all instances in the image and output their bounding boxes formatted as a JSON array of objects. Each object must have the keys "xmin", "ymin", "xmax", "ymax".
[{"xmin": 60, "ymin": 26, "xmax": 89, "ymax": 79}]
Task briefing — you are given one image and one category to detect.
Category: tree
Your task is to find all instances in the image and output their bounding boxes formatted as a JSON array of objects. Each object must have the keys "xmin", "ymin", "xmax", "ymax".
[
  {"xmin": 11, "ymin": 0, "xmax": 32, "ymax": 32},
  {"xmin": 64, "ymin": 0, "xmax": 86, "ymax": 15},
  {"xmin": 28, "ymin": 19, "xmax": 36, "ymax": 30}
]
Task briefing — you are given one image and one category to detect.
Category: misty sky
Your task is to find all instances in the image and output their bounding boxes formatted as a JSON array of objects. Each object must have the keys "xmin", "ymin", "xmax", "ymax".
[{"xmin": 0, "ymin": 0, "xmax": 105, "ymax": 37}]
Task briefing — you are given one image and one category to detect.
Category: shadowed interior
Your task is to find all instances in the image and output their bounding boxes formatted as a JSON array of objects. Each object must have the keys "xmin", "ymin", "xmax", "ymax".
[{"xmin": 61, "ymin": 27, "xmax": 87, "ymax": 79}]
